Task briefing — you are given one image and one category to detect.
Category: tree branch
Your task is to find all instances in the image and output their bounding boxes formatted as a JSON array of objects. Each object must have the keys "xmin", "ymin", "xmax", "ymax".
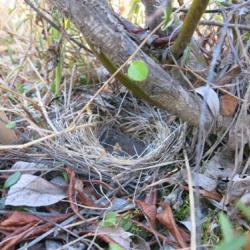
[
  {"xmin": 171, "ymin": 0, "xmax": 210, "ymax": 59},
  {"xmin": 47, "ymin": 0, "xmax": 214, "ymax": 127}
]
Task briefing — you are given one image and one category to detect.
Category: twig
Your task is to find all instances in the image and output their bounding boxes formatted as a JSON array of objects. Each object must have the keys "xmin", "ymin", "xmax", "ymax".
[
  {"xmin": 199, "ymin": 21, "xmax": 250, "ymax": 32},
  {"xmin": 35, "ymin": 85, "xmax": 58, "ymax": 132},
  {"xmin": 70, "ymin": 20, "xmax": 165, "ymax": 126},
  {"xmin": 0, "ymin": 84, "xmax": 39, "ymax": 108},
  {"xmin": 171, "ymin": 0, "xmax": 210, "ymax": 59},
  {"xmin": 17, "ymin": 192, "xmax": 114, "ymax": 250},
  {"xmin": 0, "ymin": 123, "xmax": 96, "ymax": 150},
  {"xmin": 23, "ymin": 0, "xmax": 93, "ymax": 54},
  {"xmin": 184, "ymin": 150, "xmax": 196, "ymax": 250}
]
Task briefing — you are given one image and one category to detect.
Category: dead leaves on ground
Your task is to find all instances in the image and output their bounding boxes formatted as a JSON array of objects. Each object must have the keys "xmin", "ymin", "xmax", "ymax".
[
  {"xmin": 0, "ymin": 211, "xmax": 68, "ymax": 250},
  {"xmin": 157, "ymin": 203, "xmax": 188, "ymax": 248},
  {"xmin": 0, "ymin": 166, "xmax": 226, "ymax": 249}
]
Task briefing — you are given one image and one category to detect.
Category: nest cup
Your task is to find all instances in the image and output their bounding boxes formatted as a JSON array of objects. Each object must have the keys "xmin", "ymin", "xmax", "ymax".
[{"xmin": 45, "ymin": 93, "xmax": 186, "ymax": 187}]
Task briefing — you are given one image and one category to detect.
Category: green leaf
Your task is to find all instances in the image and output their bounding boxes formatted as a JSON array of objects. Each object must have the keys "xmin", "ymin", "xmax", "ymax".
[
  {"xmin": 4, "ymin": 172, "xmax": 21, "ymax": 189},
  {"xmin": 127, "ymin": 60, "xmax": 149, "ymax": 82},
  {"xmin": 5, "ymin": 121, "xmax": 16, "ymax": 129},
  {"xmin": 109, "ymin": 242, "xmax": 123, "ymax": 250},
  {"xmin": 161, "ymin": 3, "xmax": 174, "ymax": 31},
  {"xmin": 236, "ymin": 201, "xmax": 250, "ymax": 221},
  {"xmin": 214, "ymin": 235, "xmax": 247, "ymax": 250},
  {"xmin": 101, "ymin": 211, "xmax": 117, "ymax": 227},
  {"xmin": 62, "ymin": 171, "xmax": 69, "ymax": 183},
  {"xmin": 16, "ymin": 83, "xmax": 26, "ymax": 94},
  {"xmin": 218, "ymin": 213, "xmax": 234, "ymax": 242}
]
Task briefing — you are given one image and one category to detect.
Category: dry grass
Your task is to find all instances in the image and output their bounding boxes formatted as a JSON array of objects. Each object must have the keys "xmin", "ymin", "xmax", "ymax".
[{"xmin": 0, "ymin": 0, "xmax": 250, "ymax": 249}]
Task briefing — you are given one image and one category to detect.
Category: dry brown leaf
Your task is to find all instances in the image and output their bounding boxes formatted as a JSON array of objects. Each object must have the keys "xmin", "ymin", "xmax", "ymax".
[
  {"xmin": 136, "ymin": 200, "xmax": 157, "ymax": 228},
  {"xmin": 157, "ymin": 203, "xmax": 187, "ymax": 248},
  {"xmin": 136, "ymin": 189, "xmax": 157, "ymax": 228},
  {"xmin": 220, "ymin": 94, "xmax": 238, "ymax": 116},
  {"xmin": 66, "ymin": 168, "xmax": 85, "ymax": 221},
  {"xmin": 182, "ymin": 185, "xmax": 222, "ymax": 201},
  {"xmin": 77, "ymin": 188, "xmax": 103, "ymax": 208},
  {"xmin": 0, "ymin": 111, "xmax": 18, "ymax": 144},
  {"xmin": 0, "ymin": 212, "xmax": 68, "ymax": 250},
  {"xmin": 0, "ymin": 211, "xmax": 41, "ymax": 227}
]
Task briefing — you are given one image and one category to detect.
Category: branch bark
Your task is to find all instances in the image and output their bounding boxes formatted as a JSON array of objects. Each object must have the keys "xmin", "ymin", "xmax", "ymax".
[
  {"xmin": 47, "ymin": 0, "xmax": 213, "ymax": 127},
  {"xmin": 171, "ymin": 0, "xmax": 210, "ymax": 59}
]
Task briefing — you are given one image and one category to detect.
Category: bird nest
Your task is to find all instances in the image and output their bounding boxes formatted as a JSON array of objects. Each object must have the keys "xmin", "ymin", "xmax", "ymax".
[{"xmin": 39, "ymin": 90, "xmax": 187, "ymax": 188}]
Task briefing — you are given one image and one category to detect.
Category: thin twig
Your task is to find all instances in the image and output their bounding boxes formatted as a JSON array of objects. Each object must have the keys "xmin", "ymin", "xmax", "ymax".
[
  {"xmin": 199, "ymin": 21, "xmax": 250, "ymax": 32},
  {"xmin": 184, "ymin": 150, "xmax": 196, "ymax": 250},
  {"xmin": 0, "ymin": 123, "xmax": 96, "ymax": 150},
  {"xmin": 70, "ymin": 20, "xmax": 165, "ymax": 126},
  {"xmin": 23, "ymin": 0, "xmax": 93, "ymax": 54}
]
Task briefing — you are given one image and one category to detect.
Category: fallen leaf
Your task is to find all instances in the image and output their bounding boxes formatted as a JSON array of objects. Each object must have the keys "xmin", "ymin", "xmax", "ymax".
[
  {"xmin": 0, "ymin": 111, "xmax": 18, "ymax": 144},
  {"xmin": 99, "ymin": 227, "xmax": 132, "ymax": 250},
  {"xmin": 220, "ymin": 94, "xmax": 238, "ymax": 116},
  {"xmin": 3, "ymin": 172, "xmax": 21, "ymax": 189},
  {"xmin": 11, "ymin": 161, "xmax": 47, "ymax": 174},
  {"xmin": 182, "ymin": 185, "xmax": 222, "ymax": 201},
  {"xmin": 136, "ymin": 189, "xmax": 157, "ymax": 228},
  {"xmin": 5, "ymin": 174, "xmax": 66, "ymax": 207},
  {"xmin": 110, "ymin": 198, "xmax": 133, "ymax": 211},
  {"xmin": 136, "ymin": 200, "xmax": 157, "ymax": 228},
  {"xmin": 81, "ymin": 227, "xmax": 132, "ymax": 250},
  {"xmin": 66, "ymin": 168, "xmax": 85, "ymax": 220},
  {"xmin": 195, "ymin": 85, "xmax": 220, "ymax": 117},
  {"xmin": 157, "ymin": 203, "xmax": 187, "ymax": 248},
  {"xmin": 0, "ymin": 212, "xmax": 68, "ymax": 250},
  {"xmin": 182, "ymin": 170, "xmax": 217, "ymax": 192},
  {"xmin": 77, "ymin": 189, "xmax": 102, "ymax": 208},
  {"xmin": 0, "ymin": 211, "xmax": 41, "ymax": 227},
  {"xmin": 131, "ymin": 219, "xmax": 177, "ymax": 248}
]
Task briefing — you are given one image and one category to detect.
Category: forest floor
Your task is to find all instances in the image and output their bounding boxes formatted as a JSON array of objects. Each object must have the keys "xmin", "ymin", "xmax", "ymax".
[{"xmin": 0, "ymin": 1, "xmax": 250, "ymax": 250}]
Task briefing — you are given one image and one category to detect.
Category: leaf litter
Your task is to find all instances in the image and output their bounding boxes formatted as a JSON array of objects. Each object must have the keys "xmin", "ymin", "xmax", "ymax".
[{"xmin": 0, "ymin": 1, "xmax": 250, "ymax": 249}]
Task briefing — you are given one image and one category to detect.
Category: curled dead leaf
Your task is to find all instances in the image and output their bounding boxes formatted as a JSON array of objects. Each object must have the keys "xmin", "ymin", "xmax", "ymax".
[{"xmin": 157, "ymin": 203, "xmax": 187, "ymax": 248}]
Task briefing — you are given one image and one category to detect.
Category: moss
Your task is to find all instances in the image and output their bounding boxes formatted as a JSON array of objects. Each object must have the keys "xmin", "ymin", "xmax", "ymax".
[
  {"xmin": 201, "ymin": 210, "xmax": 220, "ymax": 245},
  {"xmin": 174, "ymin": 196, "xmax": 190, "ymax": 221},
  {"xmin": 119, "ymin": 211, "xmax": 151, "ymax": 238}
]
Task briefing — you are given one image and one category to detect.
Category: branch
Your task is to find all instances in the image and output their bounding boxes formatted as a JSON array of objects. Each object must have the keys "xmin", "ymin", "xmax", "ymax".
[
  {"xmin": 24, "ymin": 0, "xmax": 93, "ymax": 54},
  {"xmin": 47, "ymin": 0, "xmax": 215, "ymax": 127},
  {"xmin": 171, "ymin": 0, "xmax": 210, "ymax": 59},
  {"xmin": 199, "ymin": 20, "xmax": 250, "ymax": 32}
]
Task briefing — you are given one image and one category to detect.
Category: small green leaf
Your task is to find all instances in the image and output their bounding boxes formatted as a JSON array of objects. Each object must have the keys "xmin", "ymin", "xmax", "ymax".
[
  {"xmin": 214, "ymin": 235, "xmax": 247, "ymax": 250},
  {"xmin": 218, "ymin": 213, "xmax": 234, "ymax": 242},
  {"xmin": 127, "ymin": 60, "xmax": 149, "ymax": 82},
  {"xmin": 101, "ymin": 211, "xmax": 117, "ymax": 227},
  {"xmin": 16, "ymin": 83, "xmax": 26, "ymax": 94},
  {"xmin": 5, "ymin": 121, "xmax": 16, "ymax": 129},
  {"xmin": 161, "ymin": 3, "xmax": 174, "ymax": 31},
  {"xmin": 62, "ymin": 171, "xmax": 69, "ymax": 183},
  {"xmin": 4, "ymin": 172, "xmax": 21, "ymax": 189},
  {"xmin": 109, "ymin": 242, "xmax": 123, "ymax": 250}
]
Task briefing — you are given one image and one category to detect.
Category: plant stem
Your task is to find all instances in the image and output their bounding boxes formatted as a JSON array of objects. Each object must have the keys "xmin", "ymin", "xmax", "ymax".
[{"xmin": 171, "ymin": 0, "xmax": 210, "ymax": 59}]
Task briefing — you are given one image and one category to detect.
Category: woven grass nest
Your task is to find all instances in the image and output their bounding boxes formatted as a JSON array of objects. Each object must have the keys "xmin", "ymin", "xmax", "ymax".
[{"xmin": 40, "ymin": 89, "xmax": 187, "ymax": 188}]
